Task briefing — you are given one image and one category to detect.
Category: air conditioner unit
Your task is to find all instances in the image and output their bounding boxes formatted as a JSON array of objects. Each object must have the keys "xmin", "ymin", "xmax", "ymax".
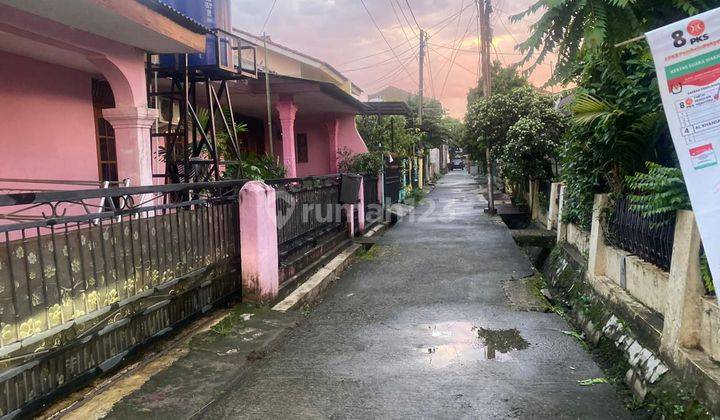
[{"xmin": 158, "ymin": 97, "xmax": 181, "ymax": 126}]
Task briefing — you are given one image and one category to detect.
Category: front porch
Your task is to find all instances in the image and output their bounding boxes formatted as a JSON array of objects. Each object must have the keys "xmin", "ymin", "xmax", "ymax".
[{"xmin": 226, "ymin": 74, "xmax": 369, "ymax": 178}]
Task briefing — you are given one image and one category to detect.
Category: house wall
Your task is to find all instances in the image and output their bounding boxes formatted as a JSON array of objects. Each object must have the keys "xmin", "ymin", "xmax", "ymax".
[
  {"xmin": 337, "ymin": 115, "xmax": 368, "ymax": 156},
  {"xmin": 295, "ymin": 118, "xmax": 331, "ymax": 177},
  {"xmin": 0, "ymin": 51, "xmax": 98, "ymax": 187}
]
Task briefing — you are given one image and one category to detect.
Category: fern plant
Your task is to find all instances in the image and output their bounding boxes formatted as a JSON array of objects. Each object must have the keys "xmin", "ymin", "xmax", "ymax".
[
  {"xmin": 701, "ymin": 253, "xmax": 715, "ymax": 295},
  {"xmin": 625, "ymin": 162, "xmax": 690, "ymax": 217}
]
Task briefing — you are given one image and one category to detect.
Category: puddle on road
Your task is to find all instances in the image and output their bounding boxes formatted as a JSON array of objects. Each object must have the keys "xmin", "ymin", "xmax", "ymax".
[{"xmin": 416, "ymin": 322, "xmax": 529, "ymax": 368}]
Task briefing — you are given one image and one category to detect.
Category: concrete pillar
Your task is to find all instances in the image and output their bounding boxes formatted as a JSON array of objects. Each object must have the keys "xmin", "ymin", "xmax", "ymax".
[
  {"xmin": 345, "ymin": 204, "xmax": 355, "ymax": 237},
  {"xmin": 102, "ymin": 106, "xmax": 158, "ymax": 186},
  {"xmin": 418, "ymin": 157, "xmax": 424, "ymax": 189},
  {"xmin": 530, "ymin": 180, "xmax": 540, "ymax": 221},
  {"xmin": 276, "ymin": 96, "xmax": 298, "ymax": 178},
  {"xmin": 548, "ymin": 182, "xmax": 561, "ymax": 230},
  {"xmin": 587, "ymin": 194, "xmax": 609, "ymax": 279},
  {"xmin": 556, "ymin": 184, "xmax": 567, "ymax": 244},
  {"xmin": 378, "ymin": 172, "xmax": 384, "ymax": 208},
  {"xmin": 661, "ymin": 210, "xmax": 704, "ymax": 362},
  {"xmin": 239, "ymin": 181, "xmax": 279, "ymax": 302}
]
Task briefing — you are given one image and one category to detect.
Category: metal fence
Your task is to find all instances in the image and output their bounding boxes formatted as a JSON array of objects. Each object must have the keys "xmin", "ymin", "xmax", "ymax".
[
  {"xmin": 605, "ymin": 195, "xmax": 676, "ymax": 271},
  {"xmin": 0, "ymin": 180, "xmax": 244, "ymax": 416},
  {"xmin": 269, "ymin": 175, "xmax": 343, "ymax": 261},
  {"xmin": 362, "ymin": 172, "xmax": 379, "ymax": 205}
]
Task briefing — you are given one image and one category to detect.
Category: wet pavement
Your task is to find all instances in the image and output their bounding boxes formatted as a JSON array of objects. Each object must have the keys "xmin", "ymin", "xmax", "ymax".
[{"xmin": 200, "ymin": 172, "xmax": 631, "ymax": 419}]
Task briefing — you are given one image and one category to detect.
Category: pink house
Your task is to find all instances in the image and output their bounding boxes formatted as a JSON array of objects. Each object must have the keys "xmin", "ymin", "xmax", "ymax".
[
  {"xmin": 0, "ymin": 0, "xmax": 210, "ymax": 193},
  {"xmin": 206, "ymin": 30, "xmax": 371, "ymax": 179}
]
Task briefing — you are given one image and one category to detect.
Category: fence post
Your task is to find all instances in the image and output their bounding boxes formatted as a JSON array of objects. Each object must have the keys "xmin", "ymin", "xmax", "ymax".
[
  {"xmin": 556, "ymin": 184, "xmax": 567, "ymax": 244},
  {"xmin": 530, "ymin": 180, "xmax": 540, "ymax": 221},
  {"xmin": 587, "ymin": 194, "xmax": 609, "ymax": 279},
  {"xmin": 418, "ymin": 157, "xmax": 424, "ymax": 190},
  {"xmin": 378, "ymin": 172, "xmax": 384, "ymax": 208},
  {"xmin": 239, "ymin": 181, "xmax": 279, "ymax": 302},
  {"xmin": 358, "ymin": 177, "xmax": 365, "ymax": 233},
  {"xmin": 661, "ymin": 210, "xmax": 704, "ymax": 363},
  {"xmin": 548, "ymin": 182, "xmax": 561, "ymax": 230}
]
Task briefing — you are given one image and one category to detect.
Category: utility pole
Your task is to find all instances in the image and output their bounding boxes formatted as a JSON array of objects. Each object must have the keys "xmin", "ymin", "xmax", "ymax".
[
  {"xmin": 478, "ymin": 0, "xmax": 496, "ymax": 215},
  {"xmin": 418, "ymin": 29, "xmax": 425, "ymax": 127}
]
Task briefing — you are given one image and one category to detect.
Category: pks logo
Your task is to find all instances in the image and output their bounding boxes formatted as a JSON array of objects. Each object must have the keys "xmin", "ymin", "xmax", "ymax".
[{"xmin": 672, "ymin": 19, "xmax": 709, "ymax": 48}]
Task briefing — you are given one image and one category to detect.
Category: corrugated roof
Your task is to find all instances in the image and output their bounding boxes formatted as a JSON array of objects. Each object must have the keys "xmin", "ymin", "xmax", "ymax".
[{"xmin": 137, "ymin": 0, "xmax": 210, "ymax": 34}]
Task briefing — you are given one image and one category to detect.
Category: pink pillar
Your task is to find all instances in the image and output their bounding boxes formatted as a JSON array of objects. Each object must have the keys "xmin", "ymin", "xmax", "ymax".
[
  {"xmin": 325, "ymin": 117, "xmax": 340, "ymax": 173},
  {"xmin": 102, "ymin": 106, "xmax": 158, "ymax": 186},
  {"xmin": 357, "ymin": 177, "xmax": 365, "ymax": 233},
  {"xmin": 239, "ymin": 181, "xmax": 279, "ymax": 302},
  {"xmin": 276, "ymin": 96, "xmax": 298, "ymax": 178}
]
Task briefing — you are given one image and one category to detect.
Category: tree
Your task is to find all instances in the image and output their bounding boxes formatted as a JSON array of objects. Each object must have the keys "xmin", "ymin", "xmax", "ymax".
[
  {"xmin": 466, "ymin": 60, "xmax": 528, "ymax": 107},
  {"xmin": 511, "ymin": 0, "xmax": 720, "ymax": 226},
  {"xmin": 511, "ymin": 0, "xmax": 716, "ymax": 83},
  {"xmin": 406, "ymin": 96, "xmax": 448, "ymax": 148},
  {"xmin": 464, "ymin": 86, "xmax": 567, "ymax": 191},
  {"xmin": 356, "ymin": 115, "xmax": 420, "ymax": 156}
]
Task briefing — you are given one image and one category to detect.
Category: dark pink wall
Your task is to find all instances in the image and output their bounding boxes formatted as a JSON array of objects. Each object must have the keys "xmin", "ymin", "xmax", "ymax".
[
  {"xmin": 295, "ymin": 118, "xmax": 331, "ymax": 177},
  {"xmin": 0, "ymin": 51, "xmax": 98, "ymax": 185}
]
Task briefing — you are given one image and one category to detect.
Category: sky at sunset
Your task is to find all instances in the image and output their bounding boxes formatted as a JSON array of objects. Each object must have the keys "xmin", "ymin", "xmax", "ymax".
[{"xmin": 231, "ymin": 0, "xmax": 555, "ymax": 119}]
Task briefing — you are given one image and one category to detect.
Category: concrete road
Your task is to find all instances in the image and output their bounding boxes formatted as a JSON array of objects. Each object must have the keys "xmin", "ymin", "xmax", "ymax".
[{"xmin": 202, "ymin": 171, "xmax": 631, "ymax": 419}]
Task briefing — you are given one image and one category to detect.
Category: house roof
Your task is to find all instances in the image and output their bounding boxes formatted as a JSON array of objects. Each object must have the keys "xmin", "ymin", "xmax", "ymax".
[
  {"xmin": 232, "ymin": 28, "xmax": 362, "ymax": 95},
  {"xmin": 139, "ymin": 0, "xmax": 210, "ymax": 34},
  {"xmin": 368, "ymin": 86, "xmax": 415, "ymax": 103},
  {"xmin": 361, "ymin": 101, "xmax": 411, "ymax": 116}
]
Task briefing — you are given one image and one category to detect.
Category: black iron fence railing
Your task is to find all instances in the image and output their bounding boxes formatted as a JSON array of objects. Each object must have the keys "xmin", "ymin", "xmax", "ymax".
[
  {"xmin": 268, "ymin": 175, "xmax": 343, "ymax": 261},
  {"xmin": 0, "ymin": 180, "xmax": 244, "ymax": 416},
  {"xmin": 362, "ymin": 173, "xmax": 379, "ymax": 206},
  {"xmin": 605, "ymin": 195, "xmax": 676, "ymax": 271}
]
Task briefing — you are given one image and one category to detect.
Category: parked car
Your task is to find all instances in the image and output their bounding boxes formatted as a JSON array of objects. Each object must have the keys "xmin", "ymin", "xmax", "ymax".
[{"xmin": 449, "ymin": 157, "xmax": 465, "ymax": 171}]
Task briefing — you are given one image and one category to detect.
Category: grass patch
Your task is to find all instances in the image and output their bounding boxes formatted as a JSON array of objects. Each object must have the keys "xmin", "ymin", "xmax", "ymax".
[
  {"xmin": 210, "ymin": 303, "xmax": 258, "ymax": 335},
  {"xmin": 357, "ymin": 244, "xmax": 379, "ymax": 261},
  {"xmin": 403, "ymin": 188, "xmax": 426, "ymax": 206}
]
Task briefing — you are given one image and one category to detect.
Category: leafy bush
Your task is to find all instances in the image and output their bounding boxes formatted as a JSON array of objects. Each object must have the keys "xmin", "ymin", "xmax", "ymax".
[
  {"xmin": 337, "ymin": 148, "xmax": 382, "ymax": 175},
  {"xmin": 465, "ymin": 86, "xmax": 566, "ymax": 194},
  {"xmin": 222, "ymin": 152, "xmax": 286, "ymax": 181},
  {"xmin": 626, "ymin": 162, "xmax": 690, "ymax": 217}
]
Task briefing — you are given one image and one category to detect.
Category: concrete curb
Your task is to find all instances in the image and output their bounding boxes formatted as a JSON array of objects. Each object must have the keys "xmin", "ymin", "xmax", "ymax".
[{"xmin": 272, "ymin": 223, "xmax": 388, "ymax": 313}]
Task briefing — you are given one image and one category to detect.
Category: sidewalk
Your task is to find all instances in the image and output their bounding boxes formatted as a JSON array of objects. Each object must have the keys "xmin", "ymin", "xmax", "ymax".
[{"xmin": 189, "ymin": 172, "xmax": 630, "ymax": 419}]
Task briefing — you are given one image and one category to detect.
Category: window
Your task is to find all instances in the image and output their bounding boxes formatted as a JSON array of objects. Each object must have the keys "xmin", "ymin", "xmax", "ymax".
[
  {"xmin": 296, "ymin": 133, "xmax": 308, "ymax": 163},
  {"xmin": 95, "ymin": 108, "xmax": 119, "ymax": 182}
]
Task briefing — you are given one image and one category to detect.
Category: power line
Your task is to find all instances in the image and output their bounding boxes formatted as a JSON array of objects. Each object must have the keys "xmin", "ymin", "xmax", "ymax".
[
  {"xmin": 428, "ymin": 43, "xmax": 523, "ymax": 55},
  {"xmin": 339, "ymin": 42, "xmax": 417, "ymax": 72},
  {"xmin": 395, "ymin": 0, "xmax": 418, "ymax": 36},
  {"xmin": 432, "ymin": 0, "xmax": 467, "ymax": 81},
  {"xmin": 427, "ymin": 1, "xmax": 476, "ymax": 38},
  {"xmin": 426, "ymin": 43, "xmax": 437, "ymax": 99},
  {"xmin": 359, "ymin": 0, "xmax": 417, "ymax": 84},
  {"xmin": 389, "ymin": 0, "xmax": 415, "ymax": 49},
  {"xmin": 403, "ymin": 0, "xmax": 422, "ymax": 31},
  {"xmin": 438, "ymin": 5, "xmax": 478, "ymax": 98},
  {"xmin": 364, "ymin": 52, "xmax": 419, "ymax": 90},
  {"xmin": 260, "ymin": 0, "xmax": 278, "ymax": 34}
]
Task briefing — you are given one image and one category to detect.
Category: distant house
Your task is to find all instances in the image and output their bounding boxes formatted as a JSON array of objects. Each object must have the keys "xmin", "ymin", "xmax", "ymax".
[
  {"xmin": 368, "ymin": 86, "xmax": 414, "ymax": 103},
  {"xmin": 218, "ymin": 30, "xmax": 372, "ymax": 178}
]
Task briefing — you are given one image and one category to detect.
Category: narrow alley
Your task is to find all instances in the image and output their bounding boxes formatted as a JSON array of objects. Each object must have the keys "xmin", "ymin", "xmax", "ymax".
[{"xmin": 192, "ymin": 172, "xmax": 630, "ymax": 419}]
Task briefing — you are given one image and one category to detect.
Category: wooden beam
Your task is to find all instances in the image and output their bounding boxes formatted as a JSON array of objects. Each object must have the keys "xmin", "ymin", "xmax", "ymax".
[{"xmin": 90, "ymin": 0, "xmax": 206, "ymax": 52}]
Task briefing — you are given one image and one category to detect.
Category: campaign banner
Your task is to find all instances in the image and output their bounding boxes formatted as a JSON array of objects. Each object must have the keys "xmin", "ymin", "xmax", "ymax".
[{"xmin": 646, "ymin": 8, "xmax": 720, "ymax": 301}]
